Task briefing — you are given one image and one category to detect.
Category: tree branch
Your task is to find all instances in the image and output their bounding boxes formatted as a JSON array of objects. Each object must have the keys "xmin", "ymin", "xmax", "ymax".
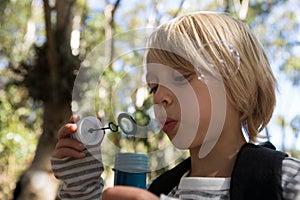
[
  {"xmin": 43, "ymin": 0, "xmax": 58, "ymax": 87},
  {"xmin": 104, "ymin": 0, "xmax": 122, "ymax": 62},
  {"xmin": 111, "ymin": 0, "xmax": 121, "ymax": 18},
  {"xmin": 172, "ymin": 0, "xmax": 186, "ymax": 18}
]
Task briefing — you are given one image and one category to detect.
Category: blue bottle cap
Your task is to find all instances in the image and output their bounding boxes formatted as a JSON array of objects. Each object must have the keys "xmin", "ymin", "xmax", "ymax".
[{"xmin": 114, "ymin": 153, "xmax": 149, "ymax": 173}]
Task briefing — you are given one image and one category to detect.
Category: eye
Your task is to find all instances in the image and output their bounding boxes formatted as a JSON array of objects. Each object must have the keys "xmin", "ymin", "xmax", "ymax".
[{"xmin": 173, "ymin": 73, "xmax": 193, "ymax": 83}]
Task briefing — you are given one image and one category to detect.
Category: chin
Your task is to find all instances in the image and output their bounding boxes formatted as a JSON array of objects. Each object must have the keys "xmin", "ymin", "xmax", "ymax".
[
  {"xmin": 163, "ymin": 132, "xmax": 188, "ymax": 149},
  {"xmin": 170, "ymin": 139, "xmax": 192, "ymax": 150},
  {"xmin": 164, "ymin": 132, "xmax": 175, "ymax": 142}
]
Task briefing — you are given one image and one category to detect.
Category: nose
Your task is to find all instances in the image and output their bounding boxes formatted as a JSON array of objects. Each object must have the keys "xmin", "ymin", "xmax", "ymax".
[{"xmin": 153, "ymin": 85, "xmax": 173, "ymax": 106}]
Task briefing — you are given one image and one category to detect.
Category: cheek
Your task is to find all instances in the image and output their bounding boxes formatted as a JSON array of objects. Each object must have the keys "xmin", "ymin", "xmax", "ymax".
[
  {"xmin": 153, "ymin": 104, "xmax": 167, "ymax": 128},
  {"xmin": 171, "ymin": 88, "xmax": 212, "ymax": 149},
  {"xmin": 191, "ymin": 93, "xmax": 212, "ymax": 143},
  {"xmin": 197, "ymin": 93, "xmax": 212, "ymax": 130},
  {"xmin": 192, "ymin": 84, "xmax": 228, "ymax": 155},
  {"xmin": 169, "ymin": 87, "xmax": 201, "ymax": 149}
]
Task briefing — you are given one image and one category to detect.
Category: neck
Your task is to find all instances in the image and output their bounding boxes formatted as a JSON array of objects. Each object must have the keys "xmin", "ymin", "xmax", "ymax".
[{"xmin": 189, "ymin": 130, "xmax": 246, "ymax": 178}]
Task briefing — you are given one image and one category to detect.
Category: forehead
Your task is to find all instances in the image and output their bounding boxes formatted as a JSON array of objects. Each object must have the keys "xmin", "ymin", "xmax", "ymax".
[
  {"xmin": 146, "ymin": 49, "xmax": 195, "ymax": 72},
  {"xmin": 145, "ymin": 62, "xmax": 175, "ymax": 80},
  {"xmin": 145, "ymin": 62, "xmax": 191, "ymax": 86}
]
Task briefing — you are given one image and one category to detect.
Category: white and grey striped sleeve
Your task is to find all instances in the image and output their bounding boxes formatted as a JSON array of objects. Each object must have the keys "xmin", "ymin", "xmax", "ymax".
[
  {"xmin": 282, "ymin": 157, "xmax": 300, "ymax": 200},
  {"xmin": 51, "ymin": 146, "xmax": 104, "ymax": 200}
]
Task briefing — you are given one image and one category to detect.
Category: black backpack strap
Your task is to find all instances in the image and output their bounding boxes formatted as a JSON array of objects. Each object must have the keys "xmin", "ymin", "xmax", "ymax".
[
  {"xmin": 148, "ymin": 157, "xmax": 191, "ymax": 196},
  {"xmin": 259, "ymin": 141, "xmax": 276, "ymax": 150},
  {"xmin": 230, "ymin": 143, "xmax": 288, "ymax": 200}
]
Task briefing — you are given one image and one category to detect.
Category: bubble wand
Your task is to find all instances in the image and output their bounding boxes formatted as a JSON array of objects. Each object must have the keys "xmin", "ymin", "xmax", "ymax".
[{"xmin": 73, "ymin": 113, "xmax": 137, "ymax": 146}]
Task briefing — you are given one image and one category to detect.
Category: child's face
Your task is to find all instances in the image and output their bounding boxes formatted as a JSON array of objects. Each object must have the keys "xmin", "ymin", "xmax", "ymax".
[{"xmin": 146, "ymin": 57, "xmax": 228, "ymax": 151}]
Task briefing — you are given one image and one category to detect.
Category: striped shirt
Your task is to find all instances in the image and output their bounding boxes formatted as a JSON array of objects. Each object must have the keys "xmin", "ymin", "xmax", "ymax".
[
  {"xmin": 51, "ymin": 147, "xmax": 104, "ymax": 200},
  {"xmin": 51, "ymin": 149, "xmax": 300, "ymax": 200}
]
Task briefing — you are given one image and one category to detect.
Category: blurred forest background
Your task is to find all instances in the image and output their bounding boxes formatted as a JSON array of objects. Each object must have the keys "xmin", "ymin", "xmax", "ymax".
[{"xmin": 0, "ymin": 0, "xmax": 300, "ymax": 199}]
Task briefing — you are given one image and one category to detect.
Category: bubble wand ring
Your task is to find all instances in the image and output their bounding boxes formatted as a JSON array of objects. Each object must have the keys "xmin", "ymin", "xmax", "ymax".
[{"xmin": 73, "ymin": 113, "xmax": 137, "ymax": 146}]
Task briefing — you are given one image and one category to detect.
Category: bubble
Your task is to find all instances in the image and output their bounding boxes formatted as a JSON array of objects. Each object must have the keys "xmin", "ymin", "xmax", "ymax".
[{"xmin": 71, "ymin": 28, "xmax": 229, "ymax": 171}]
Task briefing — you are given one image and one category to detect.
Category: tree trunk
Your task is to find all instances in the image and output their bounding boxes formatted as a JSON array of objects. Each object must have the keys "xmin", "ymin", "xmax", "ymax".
[
  {"xmin": 13, "ymin": 0, "xmax": 78, "ymax": 199},
  {"xmin": 13, "ymin": 102, "xmax": 71, "ymax": 200}
]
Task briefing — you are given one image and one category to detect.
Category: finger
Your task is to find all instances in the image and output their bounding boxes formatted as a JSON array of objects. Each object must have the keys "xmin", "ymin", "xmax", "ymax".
[
  {"xmin": 55, "ymin": 138, "xmax": 85, "ymax": 151},
  {"xmin": 52, "ymin": 147, "xmax": 86, "ymax": 159},
  {"xmin": 97, "ymin": 116, "xmax": 103, "ymax": 123},
  {"xmin": 102, "ymin": 186, "xmax": 159, "ymax": 200},
  {"xmin": 70, "ymin": 115, "xmax": 80, "ymax": 123},
  {"xmin": 58, "ymin": 123, "xmax": 77, "ymax": 139}
]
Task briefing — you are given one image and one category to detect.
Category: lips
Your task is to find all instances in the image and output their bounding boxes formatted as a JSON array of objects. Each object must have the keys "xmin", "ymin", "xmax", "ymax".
[{"xmin": 161, "ymin": 118, "xmax": 178, "ymax": 133}]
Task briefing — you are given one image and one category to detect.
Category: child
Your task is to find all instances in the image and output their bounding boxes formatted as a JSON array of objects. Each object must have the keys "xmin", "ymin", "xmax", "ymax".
[{"xmin": 51, "ymin": 12, "xmax": 300, "ymax": 200}]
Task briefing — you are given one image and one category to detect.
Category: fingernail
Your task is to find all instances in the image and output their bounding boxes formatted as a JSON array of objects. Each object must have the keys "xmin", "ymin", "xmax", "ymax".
[
  {"xmin": 80, "ymin": 152, "xmax": 86, "ymax": 157},
  {"xmin": 71, "ymin": 124, "xmax": 77, "ymax": 130},
  {"xmin": 78, "ymin": 143, "xmax": 84, "ymax": 148}
]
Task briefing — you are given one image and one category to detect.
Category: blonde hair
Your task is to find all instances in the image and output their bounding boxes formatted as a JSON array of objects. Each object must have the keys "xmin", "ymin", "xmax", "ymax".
[{"xmin": 147, "ymin": 11, "xmax": 276, "ymax": 141}]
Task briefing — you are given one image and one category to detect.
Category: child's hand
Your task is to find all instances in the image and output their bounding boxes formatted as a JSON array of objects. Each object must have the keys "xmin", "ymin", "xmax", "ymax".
[
  {"xmin": 52, "ymin": 115, "xmax": 86, "ymax": 159},
  {"xmin": 102, "ymin": 186, "xmax": 159, "ymax": 200}
]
